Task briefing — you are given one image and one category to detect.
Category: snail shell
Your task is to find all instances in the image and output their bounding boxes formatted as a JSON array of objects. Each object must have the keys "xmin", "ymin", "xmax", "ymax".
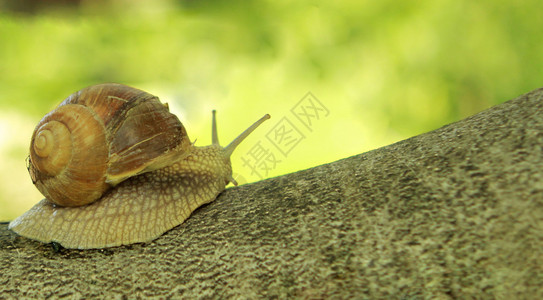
[
  {"xmin": 27, "ymin": 84, "xmax": 191, "ymax": 207},
  {"xmin": 9, "ymin": 83, "xmax": 270, "ymax": 249}
]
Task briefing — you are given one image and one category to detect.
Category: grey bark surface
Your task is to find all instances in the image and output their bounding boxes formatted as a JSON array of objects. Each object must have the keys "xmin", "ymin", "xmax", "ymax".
[{"xmin": 1, "ymin": 88, "xmax": 543, "ymax": 299}]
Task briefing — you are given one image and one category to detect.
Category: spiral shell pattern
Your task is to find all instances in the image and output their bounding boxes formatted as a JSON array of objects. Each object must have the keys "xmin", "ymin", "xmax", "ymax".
[
  {"xmin": 27, "ymin": 83, "xmax": 191, "ymax": 207},
  {"xmin": 29, "ymin": 104, "xmax": 109, "ymax": 207}
]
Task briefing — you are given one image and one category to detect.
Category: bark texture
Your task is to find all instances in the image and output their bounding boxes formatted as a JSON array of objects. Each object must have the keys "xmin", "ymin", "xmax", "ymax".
[{"xmin": 1, "ymin": 88, "xmax": 543, "ymax": 298}]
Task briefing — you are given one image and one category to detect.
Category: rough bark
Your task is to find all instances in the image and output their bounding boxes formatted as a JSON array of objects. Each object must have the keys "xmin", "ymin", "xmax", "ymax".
[{"xmin": 1, "ymin": 88, "xmax": 543, "ymax": 299}]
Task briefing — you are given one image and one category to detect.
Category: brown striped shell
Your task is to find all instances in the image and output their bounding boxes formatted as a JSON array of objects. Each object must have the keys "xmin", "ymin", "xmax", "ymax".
[
  {"xmin": 10, "ymin": 83, "xmax": 270, "ymax": 249},
  {"xmin": 27, "ymin": 83, "xmax": 192, "ymax": 207}
]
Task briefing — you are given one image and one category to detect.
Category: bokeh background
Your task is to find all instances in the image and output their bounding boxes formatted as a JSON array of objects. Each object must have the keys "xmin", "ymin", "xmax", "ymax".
[{"xmin": 1, "ymin": 0, "xmax": 542, "ymax": 221}]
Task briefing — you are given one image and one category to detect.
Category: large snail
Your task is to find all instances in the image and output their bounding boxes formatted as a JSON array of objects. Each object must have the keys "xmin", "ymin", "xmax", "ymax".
[{"xmin": 9, "ymin": 83, "xmax": 270, "ymax": 249}]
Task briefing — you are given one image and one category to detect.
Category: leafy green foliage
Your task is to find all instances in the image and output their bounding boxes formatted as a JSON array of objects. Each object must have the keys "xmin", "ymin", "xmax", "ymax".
[{"xmin": 1, "ymin": 0, "xmax": 542, "ymax": 220}]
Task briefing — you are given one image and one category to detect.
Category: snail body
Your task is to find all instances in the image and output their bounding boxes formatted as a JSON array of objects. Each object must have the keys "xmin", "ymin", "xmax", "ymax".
[{"xmin": 9, "ymin": 83, "xmax": 270, "ymax": 249}]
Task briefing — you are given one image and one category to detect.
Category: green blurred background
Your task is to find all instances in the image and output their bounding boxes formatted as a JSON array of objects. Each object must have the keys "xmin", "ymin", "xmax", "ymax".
[{"xmin": 1, "ymin": 0, "xmax": 542, "ymax": 221}]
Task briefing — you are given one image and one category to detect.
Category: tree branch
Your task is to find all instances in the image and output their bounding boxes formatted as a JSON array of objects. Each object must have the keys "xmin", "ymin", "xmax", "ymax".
[{"xmin": 2, "ymin": 88, "xmax": 543, "ymax": 298}]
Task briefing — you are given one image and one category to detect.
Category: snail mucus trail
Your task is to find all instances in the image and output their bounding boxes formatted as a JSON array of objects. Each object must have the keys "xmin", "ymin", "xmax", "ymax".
[{"xmin": 9, "ymin": 83, "xmax": 270, "ymax": 249}]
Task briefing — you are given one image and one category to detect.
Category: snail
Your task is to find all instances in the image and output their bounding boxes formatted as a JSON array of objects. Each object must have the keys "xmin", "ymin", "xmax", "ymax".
[{"xmin": 9, "ymin": 83, "xmax": 270, "ymax": 249}]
